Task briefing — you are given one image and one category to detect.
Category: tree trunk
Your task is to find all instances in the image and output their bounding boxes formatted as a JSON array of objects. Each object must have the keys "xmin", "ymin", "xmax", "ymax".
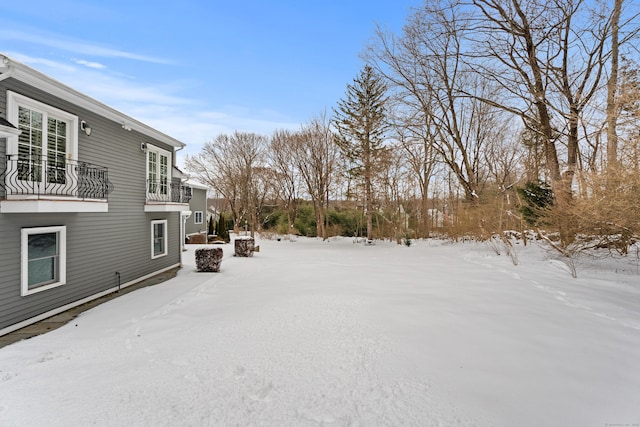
[
  {"xmin": 365, "ymin": 175, "xmax": 373, "ymax": 240},
  {"xmin": 607, "ymin": 0, "xmax": 622, "ymax": 182}
]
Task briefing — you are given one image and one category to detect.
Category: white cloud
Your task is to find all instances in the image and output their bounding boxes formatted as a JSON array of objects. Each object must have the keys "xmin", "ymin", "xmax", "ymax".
[
  {"xmin": 5, "ymin": 53, "xmax": 188, "ymax": 107},
  {"xmin": 0, "ymin": 28, "xmax": 169, "ymax": 64},
  {"xmin": 74, "ymin": 59, "xmax": 106, "ymax": 69},
  {"xmin": 4, "ymin": 52, "xmax": 300, "ymax": 170},
  {"xmin": 4, "ymin": 52, "xmax": 77, "ymax": 73},
  {"xmin": 140, "ymin": 108, "xmax": 300, "ymax": 168}
]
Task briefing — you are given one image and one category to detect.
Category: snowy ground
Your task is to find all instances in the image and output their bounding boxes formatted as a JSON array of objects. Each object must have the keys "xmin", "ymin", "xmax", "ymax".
[{"xmin": 1, "ymin": 236, "xmax": 639, "ymax": 427}]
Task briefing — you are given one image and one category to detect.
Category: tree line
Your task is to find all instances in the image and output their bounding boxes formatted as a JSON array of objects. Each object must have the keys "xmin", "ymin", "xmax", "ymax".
[{"xmin": 187, "ymin": 0, "xmax": 640, "ymax": 254}]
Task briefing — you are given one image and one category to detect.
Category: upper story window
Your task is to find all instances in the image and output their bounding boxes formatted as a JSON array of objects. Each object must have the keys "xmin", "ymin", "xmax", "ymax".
[
  {"xmin": 194, "ymin": 211, "xmax": 203, "ymax": 224},
  {"xmin": 7, "ymin": 91, "xmax": 79, "ymax": 179},
  {"xmin": 1, "ymin": 91, "xmax": 111, "ymax": 211},
  {"xmin": 146, "ymin": 144, "xmax": 172, "ymax": 201}
]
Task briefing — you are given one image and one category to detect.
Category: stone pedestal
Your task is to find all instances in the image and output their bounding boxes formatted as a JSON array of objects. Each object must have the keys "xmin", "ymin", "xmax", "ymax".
[{"xmin": 195, "ymin": 247, "xmax": 223, "ymax": 272}]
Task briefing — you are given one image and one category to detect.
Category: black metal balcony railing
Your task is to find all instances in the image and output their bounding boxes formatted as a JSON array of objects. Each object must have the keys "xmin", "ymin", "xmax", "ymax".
[
  {"xmin": 1, "ymin": 154, "xmax": 113, "ymax": 200},
  {"xmin": 146, "ymin": 180, "xmax": 192, "ymax": 203}
]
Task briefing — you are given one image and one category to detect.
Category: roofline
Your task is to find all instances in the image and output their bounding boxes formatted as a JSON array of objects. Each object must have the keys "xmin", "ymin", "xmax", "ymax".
[
  {"xmin": 0, "ymin": 53, "xmax": 185, "ymax": 149},
  {"xmin": 185, "ymin": 180, "xmax": 208, "ymax": 190}
]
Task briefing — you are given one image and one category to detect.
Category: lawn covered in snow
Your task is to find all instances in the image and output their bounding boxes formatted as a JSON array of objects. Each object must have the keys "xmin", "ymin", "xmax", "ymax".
[{"xmin": 1, "ymin": 236, "xmax": 639, "ymax": 426}]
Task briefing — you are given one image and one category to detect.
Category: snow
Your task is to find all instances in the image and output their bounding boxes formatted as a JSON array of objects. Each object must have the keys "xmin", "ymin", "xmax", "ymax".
[{"xmin": 1, "ymin": 236, "xmax": 639, "ymax": 426}]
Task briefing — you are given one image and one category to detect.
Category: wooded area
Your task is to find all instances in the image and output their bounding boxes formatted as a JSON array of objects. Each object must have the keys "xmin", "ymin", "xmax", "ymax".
[{"xmin": 186, "ymin": 0, "xmax": 640, "ymax": 256}]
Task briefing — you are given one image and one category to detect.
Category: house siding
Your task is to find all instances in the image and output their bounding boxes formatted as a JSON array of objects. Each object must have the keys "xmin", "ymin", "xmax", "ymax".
[
  {"xmin": 186, "ymin": 187, "xmax": 207, "ymax": 236},
  {"xmin": 0, "ymin": 87, "xmax": 7, "ymax": 199},
  {"xmin": 0, "ymin": 78, "xmax": 183, "ymax": 332}
]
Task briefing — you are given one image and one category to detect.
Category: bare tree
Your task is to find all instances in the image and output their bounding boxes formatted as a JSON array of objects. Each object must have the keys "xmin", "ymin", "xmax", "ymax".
[
  {"xmin": 617, "ymin": 58, "xmax": 640, "ymax": 174},
  {"xmin": 391, "ymin": 109, "xmax": 439, "ymax": 237},
  {"xmin": 291, "ymin": 115, "xmax": 339, "ymax": 240},
  {"xmin": 186, "ymin": 134, "xmax": 241, "ymax": 226},
  {"xmin": 375, "ymin": 143, "xmax": 414, "ymax": 240},
  {"xmin": 268, "ymin": 129, "xmax": 300, "ymax": 236},
  {"xmin": 606, "ymin": 0, "xmax": 623, "ymax": 178},
  {"xmin": 185, "ymin": 131, "xmax": 267, "ymax": 236},
  {"xmin": 469, "ymin": 0, "xmax": 618, "ymax": 244},
  {"xmin": 366, "ymin": 0, "xmax": 498, "ymax": 203}
]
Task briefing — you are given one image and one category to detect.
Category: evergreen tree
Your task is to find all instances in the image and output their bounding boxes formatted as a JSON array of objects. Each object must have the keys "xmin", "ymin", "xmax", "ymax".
[
  {"xmin": 333, "ymin": 65, "xmax": 389, "ymax": 240},
  {"xmin": 217, "ymin": 213, "xmax": 230, "ymax": 243},
  {"xmin": 517, "ymin": 181, "xmax": 554, "ymax": 226}
]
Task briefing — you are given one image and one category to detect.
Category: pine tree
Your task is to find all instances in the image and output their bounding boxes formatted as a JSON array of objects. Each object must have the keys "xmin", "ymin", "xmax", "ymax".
[
  {"xmin": 517, "ymin": 181, "xmax": 554, "ymax": 226},
  {"xmin": 333, "ymin": 65, "xmax": 389, "ymax": 240}
]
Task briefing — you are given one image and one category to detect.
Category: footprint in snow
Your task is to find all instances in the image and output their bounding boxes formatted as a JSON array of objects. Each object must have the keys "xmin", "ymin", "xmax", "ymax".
[
  {"xmin": 248, "ymin": 381, "xmax": 274, "ymax": 402},
  {"xmin": 233, "ymin": 366, "xmax": 246, "ymax": 378},
  {"xmin": 0, "ymin": 371, "xmax": 16, "ymax": 382},
  {"xmin": 184, "ymin": 372, "xmax": 200, "ymax": 383}
]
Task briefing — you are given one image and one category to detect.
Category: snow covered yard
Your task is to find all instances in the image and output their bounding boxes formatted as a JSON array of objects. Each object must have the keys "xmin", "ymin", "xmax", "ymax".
[{"xmin": 0, "ymin": 237, "xmax": 639, "ymax": 427}]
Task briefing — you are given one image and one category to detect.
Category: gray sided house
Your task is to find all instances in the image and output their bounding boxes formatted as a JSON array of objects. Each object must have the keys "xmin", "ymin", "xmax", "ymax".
[
  {"xmin": 184, "ymin": 180, "xmax": 208, "ymax": 239},
  {"xmin": 0, "ymin": 54, "xmax": 192, "ymax": 336}
]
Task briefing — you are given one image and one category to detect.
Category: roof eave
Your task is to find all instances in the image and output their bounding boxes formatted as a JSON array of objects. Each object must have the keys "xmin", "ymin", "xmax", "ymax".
[{"xmin": 1, "ymin": 53, "xmax": 185, "ymax": 149}]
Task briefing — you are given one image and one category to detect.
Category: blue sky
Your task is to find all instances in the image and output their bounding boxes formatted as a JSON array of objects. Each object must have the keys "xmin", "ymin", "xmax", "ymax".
[{"xmin": 0, "ymin": 0, "xmax": 419, "ymax": 165}]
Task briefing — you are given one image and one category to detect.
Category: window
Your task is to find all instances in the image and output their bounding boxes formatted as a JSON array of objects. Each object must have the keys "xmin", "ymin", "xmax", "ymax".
[
  {"xmin": 146, "ymin": 145, "xmax": 171, "ymax": 200},
  {"xmin": 194, "ymin": 211, "xmax": 203, "ymax": 224},
  {"xmin": 7, "ymin": 91, "xmax": 78, "ymax": 185},
  {"xmin": 21, "ymin": 226, "xmax": 67, "ymax": 296},
  {"xmin": 151, "ymin": 220, "xmax": 168, "ymax": 259}
]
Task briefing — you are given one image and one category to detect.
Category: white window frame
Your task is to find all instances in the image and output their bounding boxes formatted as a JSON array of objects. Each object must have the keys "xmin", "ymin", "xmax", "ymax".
[
  {"xmin": 194, "ymin": 211, "xmax": 203, "ymax": 224},
  {"xmin": 146, "ymin": 144, "xmax": 172, "ymax": 200},
  {"xmin": 6, "ymin": 91, "xmax": 79, "ymax": 160},
  {"xmin": 151, "ymin": 219, "xmax": 168, "ymax": 259},
  {"xmin": 21, "ymin": 226, "xmax": 67, "ymax": 296}
]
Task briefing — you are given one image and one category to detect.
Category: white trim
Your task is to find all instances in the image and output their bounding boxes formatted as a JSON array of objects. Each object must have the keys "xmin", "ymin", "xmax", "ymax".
[
  {"xmin": 194, "ymin": 211, "xmax": 204, "ymax": 224},
  {"xmin": 0, "ymin": 124, "xmax": 21, "ymax": 138},
  {"xmin": 144, "ymin": 203, "xmax": 190, "ymax": 212},
  {"xmin": 151, "ymin": 219, "xmax": 168, "ymax": 259},
  {"xmin": 21, "ymin": 226, "xmax": 67, "ymax": 296},
  {"xmin": 184, "ymin": 180, "xmax": 208, "ymax": 191},
  {"xmin": 1, "ymin": 199, "xmax": 108, "ymax": 213},
  {"xmin": 3, "ymin": 54, "xmax": 185, "ymax": 148},
  {"xmin": 0, "ymin": 263, "xmax": 181, "ymax": 337},
  {"xmin": 146, "ymin": 144, "xmax": 173, "ymax": 200},
  {"xmin": 7, "ymin": 90, "xmax": 79, "ymax": 160},
  {"xmin": 180, "ymin": 210, "xmax": 192, "ymax": 254}
]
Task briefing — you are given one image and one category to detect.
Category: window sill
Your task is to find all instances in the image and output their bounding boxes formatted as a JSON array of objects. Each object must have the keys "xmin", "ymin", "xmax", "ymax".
[{"xmin": 21, "ymin": 281, "xmax": 65, "ymax": 296}]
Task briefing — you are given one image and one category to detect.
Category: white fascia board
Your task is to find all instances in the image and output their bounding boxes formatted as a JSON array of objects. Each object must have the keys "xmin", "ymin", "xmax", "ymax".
[
  {"xmin": 144, "ymin": 203, "xmax": 191, "ymax": 212},
  {"xmin": 0, "ymin": 200, "xmax": 108, "ymax": 213},
  {"xmin": 4, "ymin": 54, "xmax": 185, "ymax": 149},
  {"xmin": 0, "ymin": 125, "xmax": 21, "ymax": 138},
  {"xmin": 184, "ymin": 180, "xmax": 208, "ymax": 190}
]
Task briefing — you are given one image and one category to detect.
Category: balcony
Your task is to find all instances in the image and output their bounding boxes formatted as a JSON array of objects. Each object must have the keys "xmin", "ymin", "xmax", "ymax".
[
  {"xmin": 0, "ymin": 154, "xmax": 113, "ymax": 213},
  {"xmin": 144, "ymin": 180, "xmax": 192, "ymax": 212}
]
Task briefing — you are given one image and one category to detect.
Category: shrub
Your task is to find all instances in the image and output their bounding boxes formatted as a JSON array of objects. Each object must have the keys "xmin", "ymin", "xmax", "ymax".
[
  {"xmin": 517, "ymin": 181, "xmax": 554, "ymax": 226},
  {"xmin": 189, "ymin": 234, "xmax": 206, "ymax": 244}
]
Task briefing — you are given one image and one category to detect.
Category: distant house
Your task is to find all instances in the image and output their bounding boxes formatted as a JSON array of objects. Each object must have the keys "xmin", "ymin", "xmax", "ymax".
[
  {"xmin": 0, "ymin": 53, "xmax": 192, "ymax": 336},
  {"xmin": 184, "ymin": 180, "xmax": 208, "ymax": 239}
]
